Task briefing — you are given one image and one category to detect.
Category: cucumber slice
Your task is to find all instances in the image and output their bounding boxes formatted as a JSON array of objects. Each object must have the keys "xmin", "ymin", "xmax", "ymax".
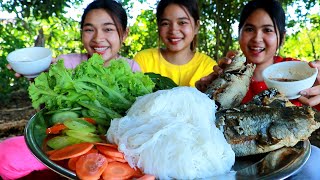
[
  {"xmin": 65, "ymin": 129, "xmax": 102, "ymax": 143},
  {"xmin": 63, "ymin": 118, "xmax": 96, "ymax": 133},
  {"xmin": 47, "ymin": 135, "xmax": 82, "ymax": 150},
  {"xmin": 51, "ymin": 111, "xmax": 79, "ymax": 124}
]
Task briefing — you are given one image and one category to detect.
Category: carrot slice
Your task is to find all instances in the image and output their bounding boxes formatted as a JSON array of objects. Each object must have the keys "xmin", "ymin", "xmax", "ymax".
[
  {"xmin": 102, "ymin": 161, "xmax": 135, "ymax": 180},
  {"xmin": 132, "ymin": 168, "xmax": 144, "ymax": 178},
  {"xmin": 46, "ymin": 123, "xmax": 67, "ymax": 134},
  {"xmin": 82, "ymin": 117, "xmax": 96, "ymax": 124},
  {"xmin": 106, "ymin": 158, "xmax": 116, "ymax": 163},
  {"xmin": 49, "ymin": 142, "xmax": 94, "ymax": 161},
  {"xmin": 106, "ymin": 156, "xmax": 127, "ymax": 163},
  {"xmin": 45, "ymin": 149, "xmax": 57, "ymax": 156},
  {"xmin": 76, "ymin": 153, "xmax": 108, "ymax": 180},
  {"xmin": 94, "ymin": 142, "xmax": 118, "ymax": 149},
  {"xmin": 96, "ymin": 145, "xmax": 124, "ymax": 159},
  {"xmin": 68, "ymin": 156, "xmax": 80, "ymax": 171},
  {"xmin": 137, "ymin": 174, "xmax": 156, "ymax": 180},
  {"xmin": 68, "ymin": 148, "xmax": 99, "ymax": 171},
  {"xmin": 87, "ymin": 148, "xmax": 99, "ymax": 154}
]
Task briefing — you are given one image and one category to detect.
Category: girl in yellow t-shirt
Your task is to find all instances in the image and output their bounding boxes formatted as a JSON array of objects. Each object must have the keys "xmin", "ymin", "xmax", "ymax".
[{"xmin": 134, "ymin": 0, "xmax": 217, "ymax": 87}]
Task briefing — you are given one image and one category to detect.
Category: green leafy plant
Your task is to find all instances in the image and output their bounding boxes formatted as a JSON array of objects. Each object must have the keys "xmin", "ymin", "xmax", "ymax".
[{"xmin": 29, "ymin": 54, "xmax": 155, "ymax": 125}]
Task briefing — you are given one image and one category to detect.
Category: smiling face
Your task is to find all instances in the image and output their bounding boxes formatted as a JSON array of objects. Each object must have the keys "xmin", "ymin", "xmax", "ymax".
[
  {"xmin": 158, "ymin": 4, "xmax": 199, "ymax": 53},
  {"xmin": 81, "ymin": 9, "xmax": 127, "ymax": 62},
  {"xmin": 239, "ymin": 9, "xmax": 279, "ymax": 67}
]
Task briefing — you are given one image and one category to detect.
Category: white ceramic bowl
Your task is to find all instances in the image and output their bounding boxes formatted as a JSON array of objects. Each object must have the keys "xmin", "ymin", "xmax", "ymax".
[
  {"xmin": 7, "ymin": 47, "xmax": 52, "ymax": 78},
  {"xmin": 262, "ymin": 61, "xmax": 318, "ymax": 99}
]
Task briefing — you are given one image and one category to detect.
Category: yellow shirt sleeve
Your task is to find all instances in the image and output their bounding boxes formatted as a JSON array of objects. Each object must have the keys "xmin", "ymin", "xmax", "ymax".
[{"xmin": 134, "ymin": 48, "xmax": 217, "ymax": 87}]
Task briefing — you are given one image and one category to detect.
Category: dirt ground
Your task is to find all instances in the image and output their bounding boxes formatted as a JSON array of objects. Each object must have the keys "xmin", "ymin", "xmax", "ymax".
[
  {"xmin": 0, "ymin": 90, "xmax": 37, "ymax": 141},
  {"xmin": 0, "ymin": 90, "xmax": 320, "ymax": 148}
]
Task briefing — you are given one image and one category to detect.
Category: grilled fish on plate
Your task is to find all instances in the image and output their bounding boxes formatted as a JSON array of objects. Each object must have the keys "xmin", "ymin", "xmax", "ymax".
[{"xmin": 216, "ymin": 89, "xmax": 320, "ymax": 157}]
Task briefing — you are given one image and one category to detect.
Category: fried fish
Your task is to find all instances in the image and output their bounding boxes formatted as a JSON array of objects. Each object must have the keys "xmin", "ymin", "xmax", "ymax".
[
  {"xmin": 216, "ymin": 89, "xmax": 320, "ymax": 157},
  {"xmin": 205, "ymin": 55, "xmax": 255, "ymax": 110}
]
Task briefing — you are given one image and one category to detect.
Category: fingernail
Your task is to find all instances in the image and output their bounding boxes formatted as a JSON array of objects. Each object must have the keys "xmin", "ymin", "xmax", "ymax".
[{"xmin": 300, "ymin": 91, "xmax": 307, "ymax": 96}]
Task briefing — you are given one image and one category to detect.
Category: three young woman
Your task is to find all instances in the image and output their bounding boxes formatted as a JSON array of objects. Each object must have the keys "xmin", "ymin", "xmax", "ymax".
[{"xmin": 2, "ymin": 0, "xmax": 319, "ymax": 179}]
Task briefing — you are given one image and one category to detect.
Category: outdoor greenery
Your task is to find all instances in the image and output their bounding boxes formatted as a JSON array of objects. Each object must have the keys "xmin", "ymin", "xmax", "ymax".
[{"xmin": 0, "ymin": 0, "xmax": 319, "ymax": 103}]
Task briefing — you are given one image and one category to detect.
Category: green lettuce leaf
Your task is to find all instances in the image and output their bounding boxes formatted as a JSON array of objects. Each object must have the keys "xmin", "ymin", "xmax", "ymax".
[{"xmin": 28, "ymin": 54, "xmax": 155, "ymax": 125}]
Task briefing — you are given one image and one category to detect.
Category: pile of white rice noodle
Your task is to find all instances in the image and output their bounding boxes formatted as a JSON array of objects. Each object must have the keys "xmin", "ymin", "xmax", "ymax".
[{"xmin": 107, "ymin": 87, "xmax": 235, "ymax": 179}]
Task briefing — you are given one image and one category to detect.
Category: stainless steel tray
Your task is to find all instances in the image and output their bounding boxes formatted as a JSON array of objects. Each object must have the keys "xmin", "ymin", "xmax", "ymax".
[
  {"xmin": 234, "ymin": 140, "xmax": 310, "ymax": 179},
  {"xmin": 25, "ymin": 111, "xmax": 310, "ymax": 179}
]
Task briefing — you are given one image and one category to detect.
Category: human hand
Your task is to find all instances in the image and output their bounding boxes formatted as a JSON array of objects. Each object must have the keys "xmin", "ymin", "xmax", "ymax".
[
  {"xmin": 6, "ymin": 64, "xmax": 22, "ymax": 78},
  {"xmin": 195, "ymin": 50, "xmax": 238, "ymax": 92},
  {"xmin": 298, "ymin": 60, "xmax": 320, "ymax": 106},
  {"xmin": 307, "ymin": 60, "xmax": 320, "ymax": 86}
]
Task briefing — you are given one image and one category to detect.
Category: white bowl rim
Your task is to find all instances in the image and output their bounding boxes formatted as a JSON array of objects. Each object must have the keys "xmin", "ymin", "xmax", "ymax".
[
  {"xmin": 7, "ymin": 47, "xmax": 52, "ymax": 63},
  {"xmin": 262, "ymin": 61, "xmax": 318, "ymax": 84}
]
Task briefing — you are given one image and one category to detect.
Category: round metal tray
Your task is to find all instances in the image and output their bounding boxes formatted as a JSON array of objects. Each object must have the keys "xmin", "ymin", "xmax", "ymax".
[{"xmin": 25, "ymin": 111, "xmax": 310, "ymax": 179}]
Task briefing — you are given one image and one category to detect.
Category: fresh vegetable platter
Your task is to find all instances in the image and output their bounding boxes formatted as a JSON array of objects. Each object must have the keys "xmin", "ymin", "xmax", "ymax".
[
  {"xmin": 25, "ymin": 111, "xmax": 153, "ymax": 179},
  {"xmin": 25, "ymin": 110, "xmax": 77, "ymax": 179},
  {"xmin": 25, "ymin": 54, "xmax": 176, "ymax": 179}
]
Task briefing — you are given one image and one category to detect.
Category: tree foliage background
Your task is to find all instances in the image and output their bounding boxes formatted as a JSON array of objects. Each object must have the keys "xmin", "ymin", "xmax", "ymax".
[{"xmin": 0, "ymin": 0, "xmax": 319, "ymax": 103}]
